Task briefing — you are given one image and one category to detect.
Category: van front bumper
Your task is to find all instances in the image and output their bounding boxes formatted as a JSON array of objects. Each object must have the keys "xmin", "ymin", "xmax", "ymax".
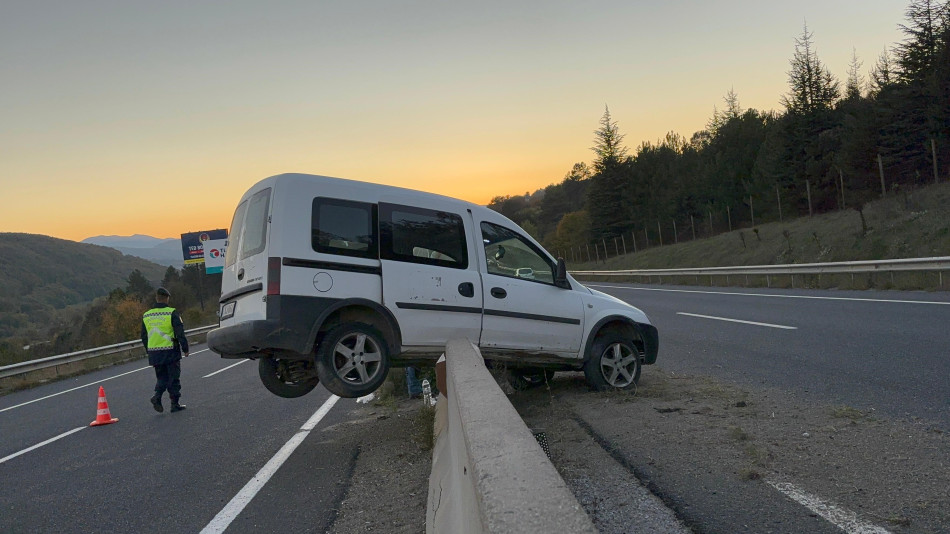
[{"xmin": 207, "ymin": 320, "xmax": 310, "ymax": 358}]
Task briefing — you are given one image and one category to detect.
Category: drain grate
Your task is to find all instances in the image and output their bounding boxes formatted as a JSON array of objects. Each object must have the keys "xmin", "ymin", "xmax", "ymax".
[{"xmin": 533, "ymin": 430, "xmax": 551, "ymax": 459}]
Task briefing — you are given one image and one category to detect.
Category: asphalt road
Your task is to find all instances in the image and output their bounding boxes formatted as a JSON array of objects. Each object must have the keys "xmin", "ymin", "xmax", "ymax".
[
  {"xmin": 587, "ymin": 283, "xmax": 950, "ymax": 430},
  {"xmin": 0, "ymin": 344, "xmax": 361, "ymax": 534}
]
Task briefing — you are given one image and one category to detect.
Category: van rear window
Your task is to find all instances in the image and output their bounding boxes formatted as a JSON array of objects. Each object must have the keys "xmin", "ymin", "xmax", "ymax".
[
  {"xmin": 240, "ymin": 188, "xmax": 271, "ymax": 260},
  {"xmin": 224, "ymin": 201, "xmax": 247, "ymax": 268},
  {"xmin": 312, "ymin": 198, "xmax": 378, "ymax": 259}
]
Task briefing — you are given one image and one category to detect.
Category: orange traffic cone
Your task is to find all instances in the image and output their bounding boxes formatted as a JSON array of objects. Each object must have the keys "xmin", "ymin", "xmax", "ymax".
[{"xmin": 90, "ymin": 386, "xmax": 118, "ymax": 426}]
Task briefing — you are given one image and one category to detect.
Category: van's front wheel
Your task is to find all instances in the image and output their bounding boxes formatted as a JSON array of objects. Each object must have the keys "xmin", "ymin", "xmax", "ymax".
[
  {"xmin": 258, "ymin": 356, "xmax": 319, "ymax": 398},
  {"xmin": 315, "ymin": 323, "xmax": 390, "ymax": 398},
  {"xmin": 583, "ymin": 333, "xmax": 641, "ymax": 391}
]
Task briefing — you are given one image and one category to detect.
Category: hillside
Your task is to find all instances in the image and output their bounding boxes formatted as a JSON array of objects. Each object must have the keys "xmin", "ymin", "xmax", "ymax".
[
  {"xmin": 81, "ymin": 235, "xmax": 184, "ymax": 268},
  {"xmin": 570, "ymin": 182, "xmax": 950, "ymax": 290},
  {"xmin": 0, "ymin": 233, "xmax": 168, "ymax": 339}
]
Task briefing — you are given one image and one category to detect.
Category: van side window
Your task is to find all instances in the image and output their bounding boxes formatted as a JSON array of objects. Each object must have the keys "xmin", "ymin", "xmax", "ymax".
[
  {"xmin": 311, "ymin": 198, "xmax": 378, "ymax": 259},
  {"xmin": 379, "ymin": 204, "xmax": 468, "ymax": 268},
  {"xmin": 240, "ymin": 188, "xmax": 272, "ymax": 260},
  {"xmin": 224, "ymin": 200, "xmax": 248, "ymax": 268},
  {"xmin": 481, "ymin": 222, "xmax": 554, "ymax": 284}
]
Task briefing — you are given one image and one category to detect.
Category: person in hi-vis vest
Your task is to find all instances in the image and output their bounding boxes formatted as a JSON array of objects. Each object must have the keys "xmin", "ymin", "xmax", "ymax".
[{"xmin": 141, "ymin": 287, "xmax": 190, "ymax": 412}]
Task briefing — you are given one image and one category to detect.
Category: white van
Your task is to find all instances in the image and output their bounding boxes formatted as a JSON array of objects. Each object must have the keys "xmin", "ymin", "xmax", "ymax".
[{"xmin": 207, "ymin": 173, "xmax": 658, "ymax": 398}]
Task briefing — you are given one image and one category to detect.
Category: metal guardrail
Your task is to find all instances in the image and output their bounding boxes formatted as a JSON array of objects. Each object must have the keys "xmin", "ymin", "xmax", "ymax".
[
  {"xmin": 0, "ymin": 325, "xmax": 218, "ymax": 380},
  {"xmin": 570, "ymin": 256, "xmax": 950, "ymax": 278}
]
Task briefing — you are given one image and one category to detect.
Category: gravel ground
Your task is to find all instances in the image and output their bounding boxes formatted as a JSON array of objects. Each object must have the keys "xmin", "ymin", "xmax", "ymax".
[{"xmin": 328, "ymin": 368, "xmax": 949, "ymax": 533}]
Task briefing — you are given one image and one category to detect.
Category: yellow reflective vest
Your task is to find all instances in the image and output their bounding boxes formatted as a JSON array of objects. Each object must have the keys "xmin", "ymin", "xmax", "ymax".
[{"xmin": 143, "ymin": 307, "xmax": 176, "ymax": 350}]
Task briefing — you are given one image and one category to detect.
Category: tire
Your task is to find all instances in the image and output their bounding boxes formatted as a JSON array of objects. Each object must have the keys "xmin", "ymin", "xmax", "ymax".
[
  {"xmin": 583, "ymin": 332, "xmax": 641, "ymax": 391},
  {"xmin": 508, "ymin": 368, "xmax": 556, "ymax": 391},
  {"xmin": 315, "ymin": 323, "xmax": 390, "ymax": 398},
  {"xmin": 258, "ymin": 356, "xmax": 319, "ymax": 398}
]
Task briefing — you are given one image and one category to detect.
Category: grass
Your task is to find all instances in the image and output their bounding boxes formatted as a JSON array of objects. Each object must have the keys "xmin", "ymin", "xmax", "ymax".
[{"xmin": 570, "ymin": 182, "xmax": 950, "ymax": 291}]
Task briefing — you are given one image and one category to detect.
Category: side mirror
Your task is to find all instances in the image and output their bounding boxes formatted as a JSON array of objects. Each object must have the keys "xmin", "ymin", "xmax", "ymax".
[
  {"xmin": 495, "ymin": 245, "xmax": 506, "ymax": 260},
  {"xmin": 554, "ymin": 258, "xmax": 571, "ymax": 289}
]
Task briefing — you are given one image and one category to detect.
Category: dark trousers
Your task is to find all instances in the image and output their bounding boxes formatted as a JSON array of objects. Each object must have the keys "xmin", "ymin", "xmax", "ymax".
[{"xmin": 153, "ymin": 360, "xmax": 182, "ymax": 401}]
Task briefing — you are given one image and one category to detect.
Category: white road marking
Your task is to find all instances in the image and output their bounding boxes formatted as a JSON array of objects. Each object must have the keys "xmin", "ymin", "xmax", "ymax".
[
  {"xmin": 0, "ymin": 347, "xmax": 208, "ymax": 414},
  {"xmin": 202, "ymin": 359, "xmax": 249, "ymax": 378},
  {"xmin": 191, "ymin": 348, "xmax": 209, "ymax": 355},
  {"xmin": 588, "ymin": 284, "xmax": 950, "ymax": 305},
  {"xmin": 0, "ymin": 367, "xmax": 150, "ymax": 414},
  {"xmin": 200, "ymin": 395, "xmax": 341, "ymax": 534},
  {"xmin": 677, "ymin": 312, "xmax": 797, "ymax": 330},
  {"xmin": 0, "ymin": 427, "xmax": 86, "ymax": 465},
  {"xmin": 767, "ymin": 479, "xmax": 892, "ymax": 534}
]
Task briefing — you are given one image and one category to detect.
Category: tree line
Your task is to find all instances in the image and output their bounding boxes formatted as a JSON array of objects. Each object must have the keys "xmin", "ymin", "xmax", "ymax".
[
  {"xmin": 0, "ymin": 265, "xmax": 220, "ymax": 367},
  {"xmin": 488, "ymin": 0, "xmax": 950, "ymax": 259}
]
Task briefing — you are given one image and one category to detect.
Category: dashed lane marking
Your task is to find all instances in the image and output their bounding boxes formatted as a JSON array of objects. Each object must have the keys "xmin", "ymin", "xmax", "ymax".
[
  {"xmin": 1, "ymin": 348, "xmax": 209, "ymax": 414},
  {"xmin": 677, "ymin": 312, "xmax": 797, "ymax": 330},
  {"xmin": 767, "ymin": 479, "xmax": 892, "ymax": 534},
  {"xmin": 202, "ymin": 359, "xmax": 249, "ymax": 378},
  {"xmin": 588, "ymin": 284, "xmax": 950, "ymax": 305},
  {"xmin": 0, "ymin": 427, "xmax": 86, "ymax": 465}
]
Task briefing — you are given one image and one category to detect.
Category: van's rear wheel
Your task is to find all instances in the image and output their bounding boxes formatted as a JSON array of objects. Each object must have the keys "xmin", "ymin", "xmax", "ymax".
[
  {"xmin": 259, "ymin": 356, "xmax": 319, "ymax": 398},
  {"xmin": 583, "ymin": 333, "xmax": 641, "ymax": 391},
  {"xmin": 315, "ymin": 323, "xmax": 390, "ymax": 398}
]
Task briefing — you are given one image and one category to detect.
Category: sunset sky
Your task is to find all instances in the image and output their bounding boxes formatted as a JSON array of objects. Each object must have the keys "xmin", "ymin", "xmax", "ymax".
[{"xmin": 1, "ymin": 1, "xmax": 908, "ymax": 242}]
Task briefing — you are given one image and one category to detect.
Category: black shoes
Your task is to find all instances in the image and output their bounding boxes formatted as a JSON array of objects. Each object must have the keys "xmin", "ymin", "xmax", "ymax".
[
  {"xmin": 170, "ymin": 402, "xmax": 187, "ymax": 413},
  {"xmin": 150, "ymin": 395, "xmax": 164, "ymax": 413}
]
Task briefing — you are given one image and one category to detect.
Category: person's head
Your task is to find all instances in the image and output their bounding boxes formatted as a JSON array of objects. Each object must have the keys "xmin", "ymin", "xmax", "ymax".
[{"xmin": 156, "ymin": 287, "xmax": 171, "ymax": 303}]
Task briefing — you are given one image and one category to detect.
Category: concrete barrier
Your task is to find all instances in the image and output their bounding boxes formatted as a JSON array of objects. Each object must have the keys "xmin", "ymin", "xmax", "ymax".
[{"xmin": 426, "ymin": 339, "xmax": 596, "ymax": 534}]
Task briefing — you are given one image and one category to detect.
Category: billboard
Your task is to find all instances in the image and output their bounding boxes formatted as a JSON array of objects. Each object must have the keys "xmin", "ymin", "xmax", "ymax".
[
  {"xmin": 202, "ymin": 239, "xmax": 227, "ymax": 274},
  {"xmin": 181, "ymin": 229, "xmax": 228, "ymax": 266}
]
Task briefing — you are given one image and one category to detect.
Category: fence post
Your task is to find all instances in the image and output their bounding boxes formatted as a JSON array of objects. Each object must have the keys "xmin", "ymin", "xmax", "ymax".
[
  {"xmin": 613, "ymin": 237, "xmax": 619, "ymax": 256},
  {"xmin": 586, "ymin": 243, "xmax": 591, "ymax": 262},
  {"xmin": 708, "ymin": 209, "xmax": 713, "ymax": 236},
  {"xmin": 878, "ymin": 154, "xmax": 886, "ymax": 197},
  {"xmin": 839, "ymin": 168, "xmax": 845, "ymax": 209},
  {"xmin": 691, "ymin": 215, "xmax": 696, "ymax": 240},
  {"xmin": 672, "ymin": 219, "xmax": 678, "ymax": 244},
  {"xmin": 727, "ymin": 206, "xmax": 732, "ymax": 232},
  {"xmin": 644, "ymin": 227, "xmax": 649, "ymax": 248},
  {"xmin": 933, "ymin": 139, "xmax": 940, "ymax": 184},
  {"xmin": 657, "ymin": 221, "xmax": 663, "ymax": 246},
  {"xmin": 621, "ymin": 234, "xmax": 627, "ymax": 255},
  {"xmin": 776, "ymin": 185, "xmax": 783, "ymax": 222},
  {"xmin": 594, "ymin": 244, "xmax": 600, "ymax": 263},
  {"xmin": 602, "ymin": 238, "xmax": 608, "ymax": 261},
  {"xmin": 750, "ymin": 195, "xmax": 755, "ymax": 227},
  {"xmin": 806, "ymin": 180, "xmax": 813, "ymax": 216},
  {"xmin": 632, "ymin": 232, "xmax": 638, "ymax": 253}
]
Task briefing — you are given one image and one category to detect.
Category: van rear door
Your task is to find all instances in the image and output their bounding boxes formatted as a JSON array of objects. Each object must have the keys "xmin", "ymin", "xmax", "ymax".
[
  {"xmin": 220, "ymin": 187, "xmax": 272, "ymax": 325},
  {"xmin": 378, "ymin": 202, "xmax": 483, "ymax": 349}
]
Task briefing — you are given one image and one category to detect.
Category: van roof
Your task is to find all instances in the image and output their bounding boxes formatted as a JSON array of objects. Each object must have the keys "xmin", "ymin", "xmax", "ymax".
[{"xmin": 250, "ymin": 173, "xmax": 483, "ymax": 212}]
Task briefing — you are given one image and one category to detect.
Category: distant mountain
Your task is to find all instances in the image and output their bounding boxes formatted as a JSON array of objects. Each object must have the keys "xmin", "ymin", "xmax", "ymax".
[
  {"xmin": 81, "ymin": 234, "xmax": 184, "ymax": 268},
  {"xmin": 0, "ymin": 233, "xmax": 169, "ymax": 339}
]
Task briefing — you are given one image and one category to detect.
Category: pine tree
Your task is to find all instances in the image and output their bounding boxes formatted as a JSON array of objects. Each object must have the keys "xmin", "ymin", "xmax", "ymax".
[
  {"xmin": 868, "ymin": 48, "xmax": 894, "ymax": 96},
  {"xmin": 845, "ymin": 48, "xmax": 864, "ymax": 100},
  {"xmin": 781, "ymin": 23, "xmax": 840, "ymax": 114},
  {"xmin": 590, "ymin": 105, "xmax": 628, "ymax": 172}
]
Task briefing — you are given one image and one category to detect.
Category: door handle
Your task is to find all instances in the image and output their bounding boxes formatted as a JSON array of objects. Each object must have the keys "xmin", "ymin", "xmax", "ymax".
[
  {"xmin": 237, "ymin": 268, "xmax": 245, "ymax": 281},
  {"xmin": 458, "ymin": 282, "xmax": 475, "ymax": 298},
  {"xmin": 490, "ymin": 287, "xmax": 507, "ymax": 299}
]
